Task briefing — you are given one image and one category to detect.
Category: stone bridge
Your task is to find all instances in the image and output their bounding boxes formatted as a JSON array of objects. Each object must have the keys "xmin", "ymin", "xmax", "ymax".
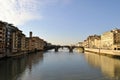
[{"xmin": 44, "ymin": 45, "xmax": 84, "ymax": 52}]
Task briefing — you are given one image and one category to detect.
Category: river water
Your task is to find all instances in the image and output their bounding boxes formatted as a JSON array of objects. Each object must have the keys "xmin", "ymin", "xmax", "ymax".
[{"xmin": 0, "ymin": 49, "xmax": 120, "ymax": 80}]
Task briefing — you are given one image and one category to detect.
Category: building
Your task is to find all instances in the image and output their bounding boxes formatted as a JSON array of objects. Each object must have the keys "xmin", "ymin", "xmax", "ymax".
[
  {"xmin": 21, "ymin": 33, "xmax": 26, "ymax": 51},
  {"xmin": 11, "ymin": 26, "xmax": 19, "ymax": 53},
  {"xmin": 25, "ymin": 37, "xmax": 29, "ymax": 51},
  {"xmin": 0, "ymin": 21, "xmax": 48, "ymax": 58},
  {"xmin": 0, "ymin": 21, "xmax": 27, "ymax": 54},
  {"xmin": 28, "ymin": 32, "xmax": 45, "ymax": 52},
  {"xmin": 5, "ymin": 24, "xmax": 26, "ymax": 53},
  {"xmin": 113, "ymin": 29, "xmax": 120, "ymax": 50},
  {"xmin": 83, "ymin": 40, "xmax": 88, "ymax": 48},
  {"xmin": 76, "ymin": 42, "xmax": 83, "ymax": 46},
  {"xmin": 0, "ymin": 21, "xmax": 7, "ymax": 54},
  {"xmin": 31, "ymin": 37, "xmax": 45, "ymax": 51},
  {"xmin": 94, "ymin": 36, "xmax": 101, "ymax": 48},
  {"xmin": 101, "ymin": 29, "xmax": 120, "ymax": 50},
  {"xmin": 84, "ymin": 35, "xmax": 101, "ymax": 48}
]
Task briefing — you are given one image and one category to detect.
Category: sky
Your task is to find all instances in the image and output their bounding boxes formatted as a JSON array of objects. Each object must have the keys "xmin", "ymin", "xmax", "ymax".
[{"xmin": 0, "ymin": 0, "xmax": 120, "ymax": 45}]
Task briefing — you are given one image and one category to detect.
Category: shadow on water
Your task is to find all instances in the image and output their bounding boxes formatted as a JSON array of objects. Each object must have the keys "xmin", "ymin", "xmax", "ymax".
[
  {"xmin": 0, "ymin": 52, "xmax": 44, "ymax": 80},
  {"xmin": 85, "ymin": 52, "xmax": 120, "ymax": 80}
]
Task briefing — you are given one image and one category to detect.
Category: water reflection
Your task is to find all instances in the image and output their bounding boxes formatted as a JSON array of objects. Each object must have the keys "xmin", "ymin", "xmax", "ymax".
[
  {"xmin": 27, "ymin": 52, "xmax": 43, "ymax": 72},
  {"xmin": 0, "ymin": 52, "xmax": 43, "ymax": 80},
  {"xmin": 85, "ymin": 52, "xmax": 120, "ymax": 80},
  {"xmin": 1, "ymin": 50, "xmax": 120, "ymax": 80},
  {"xmin": 75, "ymin": 48, "xmax": 84, "ymax": 53}
]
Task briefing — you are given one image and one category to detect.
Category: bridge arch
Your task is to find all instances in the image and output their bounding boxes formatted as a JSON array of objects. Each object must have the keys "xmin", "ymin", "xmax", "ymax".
[
  {"xmin": 44, "ymin": 45, "xmax": 84, "ymax": 52},
  {"xmin": 54, "ymin": 46, "xmax": 84, "ymax": 52}
]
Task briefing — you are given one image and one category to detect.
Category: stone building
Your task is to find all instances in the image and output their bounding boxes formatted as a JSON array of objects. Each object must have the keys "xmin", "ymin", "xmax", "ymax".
[
  {"xmin": 0, "ymin": 21, "xmax": 7, "ymax": 53},
  {"xmin": 31, "ymin": 37, "xmax": 42, "ymax": 51},
  {"xmin": 101, "ymin": 29, "xmax": 120, "ymax": 50},
  {"xmin": 39, "ymin": 38, "xmax": 45, "ymax": 50},
  {"xmin": 11, "ymin": 26, "xmax": 19, "ymax": 53},
  {"xmin": 94, "ymin": 36, "xmax": 101, "ymax": 48},
  {"xmin": 113, "ymin": 29, "xmax": 120, "ymax": 50},
  {"xmin": 0, "ymin": 21, "xmax": 26, "ymax": 54},
  {"xmin": 28, "ymin": 32, "xmax": 45, "ymax": 51},
  {"xmin": 6, "ymin": 24, "xmax": 26, "ymax": 53},
  {"xmin": 76, "ymin": 42, "xmax": 83, "ymax": 46},
  {"xmin": 21, "ymin": 33, "xmax": 26, "ymax": 51},
  {"xmin": 0, "ymin": 21, "xmax": 48, "ymax": 59},
  {"xmin": 17, "ymin": 30, "xmax": 24, "ymax": 52},
  {"xmin": 83, "ymin": 40, "xmax": 88, "ymax": 48},
  {"xmin": 84, "ymin": 35, "xmax": 101, "ymax": 48},
  {"xmin": 25, "ymin": 37, "xmax": 29, "ymax": 51}
]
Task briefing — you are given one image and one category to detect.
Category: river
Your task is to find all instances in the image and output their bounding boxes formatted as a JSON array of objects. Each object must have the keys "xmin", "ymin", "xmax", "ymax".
[{"xmin": 0, "ymin": 49, "xmax": 120, "ymax": 80}]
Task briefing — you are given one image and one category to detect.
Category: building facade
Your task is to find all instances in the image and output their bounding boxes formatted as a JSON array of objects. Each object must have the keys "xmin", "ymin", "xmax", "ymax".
[
  {"xmin": 0, "ymin": 21, "xmax": 49, "ymax": 58},
  {"xmin": 0, "ymin": 21, "xmax": 27, "ymax": 55},
  {"xmin": 94, "ymin": 36, "xmax": 101, "ymax": 48},
  {"xmin": 101, "ymin": 29, "xmax": 120, "ymax": 50},
  {"xmin": 83, "ymin": 35, "xmax": 101, "ymax": 48},
  {"xmin": 0, "ymin": 21, "xmax": 6, "ymax": 54},
  {"xmin": 21, "ymin": 33, "xmax": 26, "ymax": 51},
  {"xmin": 76, "ymin": 42, "xmax": 83, "ymax": 46},
  {"xmin": 25, "ymin": 37, "xmax": 29, "ymax": 51},
  {"xmin": 28, "ymin": 32, "xmax": 45, "ymax": 52}
]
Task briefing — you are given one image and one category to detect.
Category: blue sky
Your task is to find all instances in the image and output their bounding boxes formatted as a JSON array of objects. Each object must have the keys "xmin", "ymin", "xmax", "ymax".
[{"xmin": 1, "ymin": 0, "xmax": 120, "ymax": 45}]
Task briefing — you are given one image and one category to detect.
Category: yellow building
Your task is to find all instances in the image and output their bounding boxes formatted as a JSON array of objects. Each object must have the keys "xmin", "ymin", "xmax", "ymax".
[
  {"xmin": 76, "ymin": 42, "xmax": 83, "ymax": 46},
  {"xmin": 25, "ymin": 37, "xmax": 29, "ymax": 51},
  {"xmin": 21, "ymin": 33, "xmax": 26, "ymax": 51},
  {"xmin": 113, "ymin": 29, "xmax": 120, "ymax": 50},
  {"xmin": 101, "ymin": 31, "xmax": 113, "ymax": 49},
  {"xmin": 101, "ymin": 29, "xmax": 120, "ymax": 50},
  {"xmin": 11, "ymin": 27, "xmax": 19, "ymax": 53},
  {"xmin": 94, "ymin": 37, "xmax": 101, "ymax": 48},
  {"xmin": 30, "ymin": 37, "xmax": 45, "ymax": 51},
  {"xmin": 39, "ymin": 38, "xmax": 45, "ymax": 50},
  {"xmin": 28, "ymin": 32, "xmax": 45, "ymax": 52},
  {"xmin": 0, "ymin": 21, "xmax": 47, "ymax": 56},
  {"xmin": 83, "ymin": 40, "xmax": 89, "ymax": 48},
  {"xmin": 84, "ymin": 35, "xmax": 101, "ymax": 48},
  {"xmin": 10, "ymin": 26, "xmax": 26, "ymax": 53}
]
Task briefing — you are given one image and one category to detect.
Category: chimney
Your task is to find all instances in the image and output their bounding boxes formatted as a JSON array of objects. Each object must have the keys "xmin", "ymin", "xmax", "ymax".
[{"xmin": 30, "ymin": 31, "xmax": 32, "ymax": 38}]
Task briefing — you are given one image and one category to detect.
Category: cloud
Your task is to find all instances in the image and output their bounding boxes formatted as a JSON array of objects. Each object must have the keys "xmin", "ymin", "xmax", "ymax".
[
  {"xmin": 0, "ymin": 0, "xmax": 71, "ymax": 26},
  {"xmin": 0, "ymin": 0, "xmax": 41, "ymax": 25}
]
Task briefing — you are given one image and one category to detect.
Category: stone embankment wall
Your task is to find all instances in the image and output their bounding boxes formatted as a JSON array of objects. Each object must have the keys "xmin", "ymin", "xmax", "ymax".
[{"xmin": 85, "ymin": 48, "xmax": 120, "ymax": 57}]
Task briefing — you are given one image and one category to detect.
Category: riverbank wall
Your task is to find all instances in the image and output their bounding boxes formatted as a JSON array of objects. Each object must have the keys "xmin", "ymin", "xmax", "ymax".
[
  {"xmin": 0, "ymin": 49, "xmax": 44, "ymax": 59},
  {"xmin": 0, "ymin": 54, "xmax": 6, "ymax": 59},
  {"xmin": 85, "ymin": 48, "xmax": 120, "ymax": 57}
]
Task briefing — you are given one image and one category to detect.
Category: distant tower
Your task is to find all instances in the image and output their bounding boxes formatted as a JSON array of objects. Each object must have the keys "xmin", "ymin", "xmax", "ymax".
[{"xmin": 30, "ymin": 31, "xmax": 32, "ymax": 38}]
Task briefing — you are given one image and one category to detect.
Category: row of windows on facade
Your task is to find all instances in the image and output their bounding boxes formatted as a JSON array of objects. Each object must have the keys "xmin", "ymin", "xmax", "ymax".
[
  {"xmin": 82, "ymin": 28, "xmax": 120, "ymax": 50},
  {"xmin": 0, "ymin": 21, "xmax": 46, "ymax": 53}
]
